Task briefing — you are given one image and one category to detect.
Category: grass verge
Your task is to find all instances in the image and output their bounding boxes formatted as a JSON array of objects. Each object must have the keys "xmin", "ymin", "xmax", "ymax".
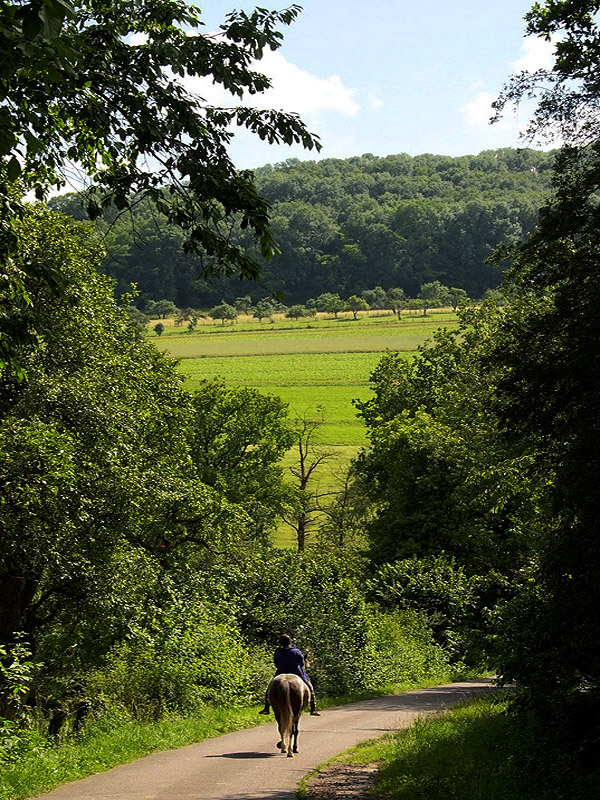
[
  {"xmin": 0, "ymin": 676, "xmax": 459, "ymax": 800},
  {"xmin": 300, "ymin": 693, "xmax": 600, "ymax": 800}
]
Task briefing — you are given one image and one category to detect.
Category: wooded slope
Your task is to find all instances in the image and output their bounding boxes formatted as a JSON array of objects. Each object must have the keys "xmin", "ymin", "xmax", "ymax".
[{"xmin": 51, "ymin": 147, "xmax": 555, "ymax": 307}]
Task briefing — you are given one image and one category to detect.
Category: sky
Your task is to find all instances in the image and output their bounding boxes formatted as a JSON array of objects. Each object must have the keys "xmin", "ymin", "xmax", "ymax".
[{"xmin": 192, "ymin": 0, "xmax": 555, "ymax": 169}]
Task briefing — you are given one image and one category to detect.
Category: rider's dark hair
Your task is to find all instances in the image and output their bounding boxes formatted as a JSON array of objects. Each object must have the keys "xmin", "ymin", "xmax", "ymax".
[{"xmin": 279, "ymin": 634, "xmax": 292, "ymax": 647}]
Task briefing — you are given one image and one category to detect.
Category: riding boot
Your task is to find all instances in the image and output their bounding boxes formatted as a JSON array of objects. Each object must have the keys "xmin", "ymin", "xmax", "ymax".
[
  {"xmin": 309, "ymin": 692, "xmax": 321, "ymax": 716},
  {"xmin": 259, "ymin": 683, "xmax": 271, "ymax": 714}
]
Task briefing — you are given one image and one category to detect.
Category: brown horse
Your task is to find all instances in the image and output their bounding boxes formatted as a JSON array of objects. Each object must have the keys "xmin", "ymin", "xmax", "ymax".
[{"xmin": 267, "ymin": 673, "xmax": 309, "ymax": 757}]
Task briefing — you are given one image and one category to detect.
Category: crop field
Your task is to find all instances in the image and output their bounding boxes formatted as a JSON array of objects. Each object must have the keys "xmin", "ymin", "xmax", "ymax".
[{"xmin": 151, "ymin": 310, "xmax": 458, "ymax": 546}]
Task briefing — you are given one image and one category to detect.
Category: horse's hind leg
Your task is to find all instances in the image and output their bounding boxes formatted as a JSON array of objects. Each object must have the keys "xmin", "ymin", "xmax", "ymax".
[
  {"xmin": 285, "ymin": 724, "xmax": 294, "ymax": 757},
  {"xmin": 292, "ymin": 718, "xmax": 299, "ymax": 753}
]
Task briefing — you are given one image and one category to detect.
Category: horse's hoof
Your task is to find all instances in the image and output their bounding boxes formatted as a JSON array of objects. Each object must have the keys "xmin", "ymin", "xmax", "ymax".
[
  {"xmin": 277, "ymin": 741, "xmax": 284, "ymax": 750},
  {"xmin": 293, "ymin": 747, "xmax": 298, "ymax": 753},
  {"xmin": 287, "ymin": 752, "xmax": 293, "ymax": 758}
]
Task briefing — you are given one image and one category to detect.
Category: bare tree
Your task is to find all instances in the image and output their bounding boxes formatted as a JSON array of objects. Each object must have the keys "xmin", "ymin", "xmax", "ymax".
[
  {"xmin": 316, "ymin": 465, "xmax": 372, "ymax": 553},
  {"xmin": 282, "ymin": 409, "xmax": 334, "ymax": 551}
]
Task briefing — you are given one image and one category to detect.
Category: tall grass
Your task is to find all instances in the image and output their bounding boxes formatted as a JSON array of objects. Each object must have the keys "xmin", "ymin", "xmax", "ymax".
[
  {"xmin": 0, "ymin": 705, "xmax": 266, "ymax": 800},
  {"xmin": 315, "ymin": 694, "xmax": 600, "ymax": 800}
]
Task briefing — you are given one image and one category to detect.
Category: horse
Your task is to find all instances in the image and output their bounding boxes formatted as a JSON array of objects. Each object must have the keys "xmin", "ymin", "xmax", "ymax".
[{"xmin": 267, "ymin": 673, "xmax": 309, "ymax": 757}]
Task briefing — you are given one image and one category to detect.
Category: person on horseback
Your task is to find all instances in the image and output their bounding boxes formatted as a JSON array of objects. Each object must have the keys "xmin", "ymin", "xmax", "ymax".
[{"xmin": 259, "ymin": 634, "xmax": 321, "ymax": 716}]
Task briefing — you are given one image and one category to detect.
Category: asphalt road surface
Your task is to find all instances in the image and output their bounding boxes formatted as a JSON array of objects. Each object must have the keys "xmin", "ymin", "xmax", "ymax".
[{"xmin": 34, "ymin": 679, "xmax": 494, "ymax": 800}]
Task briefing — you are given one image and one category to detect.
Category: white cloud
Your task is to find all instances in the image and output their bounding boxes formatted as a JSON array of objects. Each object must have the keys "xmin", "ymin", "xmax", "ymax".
[
  {"xmin": 183, "ymin": 50, "xmax": 360, "ymax": 118},
  {"xmin": 461, "ymin": 35, "xmax": 556, "ymax": 132},
  {"xmin": 510, "ymin": 34, "xmax": 556, "ymax": 73},
  {"xmin": 368, "ymin": 92, "xmax": 384, "ymax": 111},
  {"xmin": 461, "ymin": 90, "xmax": 498, "ymax": 128}
]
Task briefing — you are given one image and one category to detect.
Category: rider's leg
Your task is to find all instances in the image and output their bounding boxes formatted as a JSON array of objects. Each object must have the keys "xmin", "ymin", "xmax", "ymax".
[
  {"xmin": 259, "ymin": 681, "xmax": 272, "ymax": 714},
  {"xmin": 305, "ymin": 679, "xmax": 321, "ymax": 715}
]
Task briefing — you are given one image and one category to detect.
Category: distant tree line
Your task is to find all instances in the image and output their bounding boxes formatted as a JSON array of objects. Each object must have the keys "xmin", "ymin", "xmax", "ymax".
[
  {"xmin": 49, "ymin": 147, "xmax": 554, "ymax": 310},
  {"xmin": 132, "ymin": 282, "xmax": 499, "ymax": 337}
]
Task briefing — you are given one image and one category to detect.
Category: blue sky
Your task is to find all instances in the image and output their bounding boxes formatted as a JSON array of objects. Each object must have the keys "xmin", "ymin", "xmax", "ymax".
[{"xmin": 195, "ymin": 0, "xmax": 554, "ymax": 168}]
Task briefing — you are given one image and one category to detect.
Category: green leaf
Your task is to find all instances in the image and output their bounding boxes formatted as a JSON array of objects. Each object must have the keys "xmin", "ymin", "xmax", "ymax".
[{"xmin": 6, "ymin": 156, "xmax": 22, "ymax": 181}]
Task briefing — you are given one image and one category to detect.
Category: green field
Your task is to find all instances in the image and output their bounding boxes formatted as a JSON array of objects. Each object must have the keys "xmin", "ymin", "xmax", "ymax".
[{"xmin": 151, "ymin": 310, "xmax": 457, "ymax": 545}]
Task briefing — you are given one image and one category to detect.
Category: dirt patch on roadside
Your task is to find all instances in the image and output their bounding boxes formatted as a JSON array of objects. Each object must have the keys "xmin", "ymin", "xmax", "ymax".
[{"xmin": 305, "ymin": 762, "xmax": 390, "ymax": 800}]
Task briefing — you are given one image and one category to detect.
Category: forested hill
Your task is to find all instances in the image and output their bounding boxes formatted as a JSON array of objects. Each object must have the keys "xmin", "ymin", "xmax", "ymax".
[{"xmin": 51, "ymin": 147, "xmax": 555, "ymax": 308}]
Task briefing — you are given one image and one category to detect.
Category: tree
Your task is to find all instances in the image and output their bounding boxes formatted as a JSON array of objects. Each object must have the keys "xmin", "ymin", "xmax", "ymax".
[
  {"xmin": 316, "ymin": 465, "xmax": 371, "ymax": 554},
  {"xmin": 285, "ymin": 304, "xmax": 310, "ymax": 320},
  {"xmin": 361, "ymin": 286, "xmax": 388, "ymax": 310},
  {"xmin": 0, "ymin": 0, "xmax": 320, "ymax": 375},
  {"xmin": 315, "ymin": 292, "xmax": 346, "ymax": 318},
  {"xmin": 354, "ymin": 310, "xmax": 540, "ymax": 575},
  {"xmin": 283, "ymin": 410, "xmax": 334, "ymax": 551},
  {"xmin": 253, "ymin": 298, "xmax": 276, "ymax": 322},
  {"xmin": 0, "ymin": 207, "xmax": 201, "ymax": 644},
  {"xmin": 418, "ymin": 281, "xmax": 450, "ymax": 315},
  {"xmin": 387, "ymin": 287, "xmax": 406, "ymax": 317},
  {"xmin": 493, "ymin": 0, "xmax": 600, "ymax": 146},
  {"xmin": 177, "ymin": 307, "xmax": 200, "ymax": 331},
  {"xmin": 208, "ymin": 303, "xmax": 237, "ymax": 326},
  {"xmin": 146, "ymin": 300, "xmax": 179, "ymax": 319},
  {"xmin": 448, "ymin": 287, "xmax": 468, "ymax": 311},
  {"xmin": 188, "ymin": 379, "xmax": 295, "ymax": 538},
  {"xmin": 50, "ymin": 149, "xmax": 554, "ymax": 311},
  {"xmin": 486, "ymin": 3, "xmax": 600, "ymax": 731},
  {"xmin": 234, "ymin": 296, "xmax": 254, "ymax": 315},
  {"xmin": 153, "ymin": 322, "xmax": 165, "ymax": 337},
  {"xmin": 345, "ymin": 295, "xmax": 369, "ymax": 320}
]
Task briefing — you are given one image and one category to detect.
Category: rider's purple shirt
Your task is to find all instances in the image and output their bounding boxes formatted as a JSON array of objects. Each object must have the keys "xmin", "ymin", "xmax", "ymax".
[{"xmin": 274, "ymin": 646, "xmax": 309, "ymax": 683}]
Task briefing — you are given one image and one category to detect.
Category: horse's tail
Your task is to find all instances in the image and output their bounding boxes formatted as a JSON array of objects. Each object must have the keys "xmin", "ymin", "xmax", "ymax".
[{"xmin": 269, "ymin": 676, "xmax": 294, "ymax": 751}]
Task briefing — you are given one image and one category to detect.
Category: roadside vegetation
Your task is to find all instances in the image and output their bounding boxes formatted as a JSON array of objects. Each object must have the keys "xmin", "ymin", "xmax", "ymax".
[{"xmin": 303, "ymin": 694, "xmax": 600, "ymax": 800}]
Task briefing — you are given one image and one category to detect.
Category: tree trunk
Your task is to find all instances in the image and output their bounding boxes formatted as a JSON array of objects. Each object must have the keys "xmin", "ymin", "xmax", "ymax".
[{"xmin": 297, "ymin": 514, "xmax": 307, "ymax": 552}]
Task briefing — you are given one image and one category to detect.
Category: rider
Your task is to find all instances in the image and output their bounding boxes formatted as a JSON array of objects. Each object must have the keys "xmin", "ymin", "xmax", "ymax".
[{"xmin": 259, "ymin": 634, "xmax": 321, "ymax": 716}]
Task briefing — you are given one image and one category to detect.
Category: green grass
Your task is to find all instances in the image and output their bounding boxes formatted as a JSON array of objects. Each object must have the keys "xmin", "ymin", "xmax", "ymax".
[
  {"xmin": 178, "ymin": 351, "xmax": 391, "ymax": 387},
  {"xmin": 178, "ymin": 354, "xmax": 386, "ymax": 449},
  {"xmin": 0, "ymin": 705, "xmax": 270, "ymax": 800},
  {"xmin": 151, "ymin": 309, "xmax": 458, "ymax": 344},
  {"xmin": 300, "ymin": 694, "xmax": 600, "ymax": 800},
  {"xmin": 151, "ymin": 310, "xmax": 457, "ymax": 548}
]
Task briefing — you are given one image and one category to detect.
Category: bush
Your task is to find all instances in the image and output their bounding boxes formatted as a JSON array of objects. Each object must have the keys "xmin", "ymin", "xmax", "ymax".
[
  {"xmin": 224, "ymin": 550, "xmax": 450, "ymax": 695},
  {"xmin": 0, "ymin": 641, "xmax": 47, "ymax": 764},
  {"xmin": 85, "ymin": 601, "xmax": 265, "ymax": 718},
  {"xmin": 361, "ymin": 609, "xmax": 452, "ymax": 688},
  {"xmin": 368, "ymin": 556, "xmax": 475, "ymax": 660}
]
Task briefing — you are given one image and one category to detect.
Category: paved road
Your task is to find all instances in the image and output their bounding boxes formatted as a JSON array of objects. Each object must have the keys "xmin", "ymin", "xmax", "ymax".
[{"xmin": 34, "ymin": 679, "xmax": 494, "ymax": 800}]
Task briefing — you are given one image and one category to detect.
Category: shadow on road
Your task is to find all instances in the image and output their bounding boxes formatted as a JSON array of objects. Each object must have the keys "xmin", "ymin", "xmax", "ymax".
[
  {"xmin": 204, "ymin": 751, "xmax": 277, "ymax": 759},
  {"xmin": 332, "ymin": 681, "xmax": 496, "ymax": 714}
]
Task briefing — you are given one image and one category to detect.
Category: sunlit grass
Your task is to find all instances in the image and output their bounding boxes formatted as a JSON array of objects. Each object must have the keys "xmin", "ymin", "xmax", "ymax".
[
  {"xmin": 154, "ymin": 315, "xmax": 457, "ymax": 359},
  {"xmin": 149, "ymin": 311, "xmax": 455, "ymax": 548},
  {"xmin": 302, "ymin": 694, "xmax": 600, "ymax": 800}
]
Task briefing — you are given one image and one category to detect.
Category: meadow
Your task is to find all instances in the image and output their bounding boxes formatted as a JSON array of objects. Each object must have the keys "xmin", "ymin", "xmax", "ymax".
[{"xmin": 151, "ymin": 309, "xmax": 458, "ymax": 544}]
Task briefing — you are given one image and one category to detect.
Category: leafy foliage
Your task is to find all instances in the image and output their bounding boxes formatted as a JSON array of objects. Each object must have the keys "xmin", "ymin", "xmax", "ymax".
[
  {"xmin": 0, "ymin": 0, "xmax": 319, "ymax": 374},
  {"xmin": 50, "ymin": 148, "xmax": 555, "ymax": 309},
  {"xmin": 189, "ymin": 378, "xmax": 295, "ymax": 538}
]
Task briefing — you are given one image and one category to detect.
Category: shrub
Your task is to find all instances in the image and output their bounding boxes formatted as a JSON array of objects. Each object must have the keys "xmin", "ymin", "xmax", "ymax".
[
  {"xmin": 368, "ymin": 556, "xmax": 475, "ymax": 660},
  {"xmin": 85, "ymin": 601, "xmax": 263, "ymax": 718},
  {"xmin": 224, "ymin": 550, "xmax": 450, "ymax": 695}
]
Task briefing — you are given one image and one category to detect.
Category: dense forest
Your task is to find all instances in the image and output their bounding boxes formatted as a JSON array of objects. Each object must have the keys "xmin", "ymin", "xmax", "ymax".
[{"xmin": 50, "ymin": 147, "xmax": 554, "ymax": 308}]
